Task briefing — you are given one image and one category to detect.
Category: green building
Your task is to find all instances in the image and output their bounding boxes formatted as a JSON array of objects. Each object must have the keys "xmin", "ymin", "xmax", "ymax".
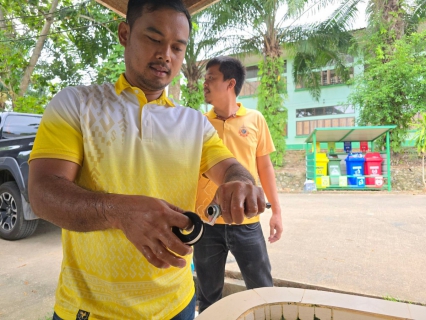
[{"xmin": 234, "ymin": 55, "xmax": 362, "ymax": 150}]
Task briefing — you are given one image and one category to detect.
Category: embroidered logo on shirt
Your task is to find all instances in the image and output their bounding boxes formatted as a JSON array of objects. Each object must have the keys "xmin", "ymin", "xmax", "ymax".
[
  {"xmin": 76, "ymin": 310, "xmax": 90, "ymax": 320},
  {"xmin": 239, "ymin": 125, "xmax": 249, "ymax": 137}
]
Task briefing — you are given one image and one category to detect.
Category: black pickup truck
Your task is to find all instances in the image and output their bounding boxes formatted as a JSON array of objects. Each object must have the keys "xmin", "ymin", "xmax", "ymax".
[{"xmin": 0, "ymin": 112, "xmax": 42, "ymax": 240}]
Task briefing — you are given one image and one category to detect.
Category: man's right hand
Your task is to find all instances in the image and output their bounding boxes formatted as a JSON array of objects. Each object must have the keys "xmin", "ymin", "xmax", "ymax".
[
  {"xmin": 107, "ymin": 196, "xmax": 193, "ymax": 269},
  {"xmin": 29, "ymin": 158, "xmax": 193, "ymax": 270}
]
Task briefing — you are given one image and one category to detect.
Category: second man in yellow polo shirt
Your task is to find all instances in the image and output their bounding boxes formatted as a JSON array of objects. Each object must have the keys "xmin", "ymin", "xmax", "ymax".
[{"xmin": 194, "ymin": 56, "xmax": 283, "ymax": 313}]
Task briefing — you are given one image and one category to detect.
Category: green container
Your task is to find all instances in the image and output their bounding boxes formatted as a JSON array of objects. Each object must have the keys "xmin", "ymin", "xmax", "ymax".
[{"xmin": 328, "ymin": 155, "xmax": 341, "ymax": 185}]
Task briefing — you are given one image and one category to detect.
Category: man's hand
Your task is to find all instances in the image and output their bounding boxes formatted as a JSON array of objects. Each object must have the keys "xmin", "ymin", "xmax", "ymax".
[
  {"xmin": 208, "ymin": 181, "xmax": 266, "ymax": 224},
  {"xmin": 204, "ymin": 158, "xmax": 267, "ymax": 224},
  {"xmin": 268, "ymin": 212, "xmax": 283, "ymax": 243},
  {"xmin": 109, "ymin": 197, "xmax": 193, "ymax": 269},
  {"xmin": 29, "ymin": 158, "xmax": 194, "ymax": 270}
]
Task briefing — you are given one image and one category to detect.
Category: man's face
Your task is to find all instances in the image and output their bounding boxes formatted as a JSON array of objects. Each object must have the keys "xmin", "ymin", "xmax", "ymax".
[
  {"xmin": 203, "ymin": 65, "xmax": 232, "ymax": 105},
  {"xmin": 118, "ymin": 7, "xmax": 189, "ymax": 92}
]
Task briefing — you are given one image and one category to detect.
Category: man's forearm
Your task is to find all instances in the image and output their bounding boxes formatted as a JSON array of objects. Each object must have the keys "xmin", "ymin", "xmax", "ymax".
[
  {"xmin": 29, "ymin": 174, "xmax": 120, "ymax": 232},
  {"xmin": 258, "ymin": 166, "xmax": 281, "ymax": 215},
  {"xmin": 223, "ymin": 162, "xmax": 255, "ymax": 185},
  {"xmin": 257, "ymin": 155, "xmax": 281, "ymax": 214}
]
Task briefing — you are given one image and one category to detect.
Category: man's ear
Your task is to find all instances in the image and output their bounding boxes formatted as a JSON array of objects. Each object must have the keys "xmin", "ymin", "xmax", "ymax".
[
  {"xmin": 228, "ymin": 79, "xmax": 236, "ymax": 90},
  {"xmin": 118, "ymin": 22, "xmax": 130, "ymax": 47}
]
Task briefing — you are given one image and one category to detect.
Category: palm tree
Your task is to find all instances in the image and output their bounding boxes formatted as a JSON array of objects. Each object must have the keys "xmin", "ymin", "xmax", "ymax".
[
  {"xmin": 177, "ymin": 13, "xmax": 235, "ymax": 111},
  {"xmin": 179, "ymin": 16, "xmax": 216, "ymax": 110},
  {"xmin": 345, "ymin": 0, "xmax": 426, "ymax": 150},
  {"xmin": 181, "ymin": 0, "xmax": 425, "ymax": 162},
  {"xmin": 201, "ymin": 0, "xmax": 356, "ymax": 165},
  {"xmin": 344, "ymin": 0, "xmax": 426, "ymax": 55}
]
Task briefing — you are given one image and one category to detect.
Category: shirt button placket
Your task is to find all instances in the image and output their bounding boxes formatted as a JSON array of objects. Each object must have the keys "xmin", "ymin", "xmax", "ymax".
[
  {"xmin": 224, "ymin": 121, "xmax": 230, "ymax": 144},
  {"xmin": 142, "ymin": 105, "xmax": 153, "ymax": 141}
]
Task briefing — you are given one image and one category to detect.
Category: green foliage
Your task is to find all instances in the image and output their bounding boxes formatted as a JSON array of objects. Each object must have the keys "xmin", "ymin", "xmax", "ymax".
[
  {"xmin": 201, "ymin": 0, "xmax": 357, "ymax": 165},
  {"xmin": 0, "ymin": 0, "xmax": 122, "ymax": 112},
  {"xmin": 412, "ymin": 112, "xmax": 426, "ymax": 187},
  {"xmin": 180, "ymin": 79, "xmax": 204, "ymax": 111},
  {"xmin": 0, "ymin": 31, "xmax": 21, "ymax": 106},
  {"xmin": 257, "ymin": 56, "xmax": 287, "ymax": 166},
  {"xmin": 96, "ymin": 44, "xmax": 125, "ymax": 84},
  {"xmin": 290, "ymin": 16, "xmax": 356, "ymax": 101},
  {"xmin": 170, "ymin": 74, "xmax": 181, "ymax": 87},
  {"xmin": 180, "ymin": 16, "xmax": 225, "ymax": 111},
  {"xmin": 413, "ymin": 113, "xmax": 426, "ymax": 155},
  {"xmin": 348, "ymin": 31, "xmax": 426, "ymax": 152},
  {"xmin": 13, "ymin": 96, "xmax": 48, "ymax": 114},
  {"xmin": 37, "ymin": 310, "xmax": 54, "ymax": 320},
  {"xmin": 383, "ymin": 295, "xmax": 413, "ymax": 304}
]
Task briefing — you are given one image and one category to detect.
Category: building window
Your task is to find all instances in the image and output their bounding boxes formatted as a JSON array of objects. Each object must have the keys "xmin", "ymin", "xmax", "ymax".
[
  {"xmin": 296, "ymin": 117, "xmax": 355, "ymax": 136},
  {"xmin": 240, "ymin": 76, "xmax": 287, "ymax": 97},
  {"xmin": 245, "ymin": 61, "xmax": 287, "ymax": 80},
  {"xmin": 345, "ymin": 55, "xmax": 355, "ymax": 63},
  {"xmin": 239, "ymin": 81, "xmax": 260, "ymax": 97},
  {"xmin": 246, "ymin": 66, "xmax": 259, "ymax": 79},
  {"xmin": 296, "ymin": 67, "xmax": 354, "ymax": 89},
  {"xmin": 296, "ymin": 105, "xmax": 354, "ymax": 118}
]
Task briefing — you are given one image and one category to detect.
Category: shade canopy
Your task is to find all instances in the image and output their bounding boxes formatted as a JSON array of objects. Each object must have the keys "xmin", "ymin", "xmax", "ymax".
[
  {"xmin": 95, "ymin": 0, "xmax": 220, "ymax": 16},
  {"xmin": 305, "ymin": 126, "xmax": 396, "ymax": 143}
]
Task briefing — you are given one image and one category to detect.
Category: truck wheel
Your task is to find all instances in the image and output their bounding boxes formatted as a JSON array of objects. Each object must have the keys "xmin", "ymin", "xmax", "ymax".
[{"xmin": 0, "ymin": 181, "xmax": 39, "ymax": 240}]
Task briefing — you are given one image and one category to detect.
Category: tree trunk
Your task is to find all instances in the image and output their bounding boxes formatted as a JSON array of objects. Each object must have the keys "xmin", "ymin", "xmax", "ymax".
[
  {"xmin": 382, "ymin": 0, "xmax": 405, "ymax": 42},
  {"xmin": 168, "ymin": 81, "xmax": 181, "ymax": 101},
  {"xmin": 0, "ymin": 7, "xmax": 12, "ymax": 108},
  {"xmin": 19, "ymin": 0, "xmax": 59, "ymax": 96},
  {"xmin": 0, "ymin": 92, "xmax": 7, "ymax": 111},
  {"xmin": 423, "ymin": 154, "xmax": 425, "ymax": 188},
  {"xmin": 0, "ymin": 7, "xmax": 6, "ymax": 30}
]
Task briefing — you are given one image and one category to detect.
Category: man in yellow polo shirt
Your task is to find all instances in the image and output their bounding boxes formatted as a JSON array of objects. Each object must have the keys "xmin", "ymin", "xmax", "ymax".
[
  {"xmin": 28, "ymin": 2, "xmax": 268, "ymax": 320},
  {"xmin": 194, "ymin": 56, "xmax": 283, "ymax": 313}
]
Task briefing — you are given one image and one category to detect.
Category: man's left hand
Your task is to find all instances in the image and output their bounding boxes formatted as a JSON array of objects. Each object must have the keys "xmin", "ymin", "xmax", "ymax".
[
  {"xmin": 268, "ymin": 213, "xmax": 283, "ymax": 243},
  {"xmin": 208, "ymin": 181, "xmax": 267, "ymax": 224}
]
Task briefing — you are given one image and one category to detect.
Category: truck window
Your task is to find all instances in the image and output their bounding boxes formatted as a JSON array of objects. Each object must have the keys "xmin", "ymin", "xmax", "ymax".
[{"xmin": 2, "ymin": 115, "xmax": 42, "ymax": 139}]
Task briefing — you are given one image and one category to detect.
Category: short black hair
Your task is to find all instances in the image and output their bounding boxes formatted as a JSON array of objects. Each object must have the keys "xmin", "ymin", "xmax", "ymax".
[
  {"xmin": 206, "ymin": 56, "xmax": 246, "ymax": 96},
  {"xmin": 126, "ymin": 0, "xmax": 192, "ymax": 33}
]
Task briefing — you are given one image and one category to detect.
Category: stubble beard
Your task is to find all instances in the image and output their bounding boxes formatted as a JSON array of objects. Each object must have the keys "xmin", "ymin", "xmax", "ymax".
[
  {"xmin": 137, "ymin": 72, "xmax": 168, "ymax": 92},
  {"xmin": 129, "ymin": 63, "xmax": 169, "ymax": 92},
  {"xmin": 137, "ymin": 75, "xmax": 168, "ymax": 91}
]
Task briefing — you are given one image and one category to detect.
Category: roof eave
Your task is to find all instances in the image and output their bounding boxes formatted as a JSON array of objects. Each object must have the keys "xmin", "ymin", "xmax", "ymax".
[{"xmin": 95, "ymin": 0, "xmax": 220, "ymax": 17}]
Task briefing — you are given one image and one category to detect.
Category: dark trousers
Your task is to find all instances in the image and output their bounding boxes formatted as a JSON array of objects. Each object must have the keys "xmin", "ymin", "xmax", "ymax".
[
  {"xmin": 52, "ymin": 294, "xmax": 196, "ymax": 320},
  {"xmin": 193, "ymin": 222, "xmax": 273, "ymax": 313}
]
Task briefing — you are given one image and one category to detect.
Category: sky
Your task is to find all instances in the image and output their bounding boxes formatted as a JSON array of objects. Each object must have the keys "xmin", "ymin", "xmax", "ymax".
[
  {"xmin": 279, "ymin": 0, "xmax": 369, "ymax": 30},
  {"xmin": 197, "ymin": 1, "xmax": 369, "ymax": 61}
]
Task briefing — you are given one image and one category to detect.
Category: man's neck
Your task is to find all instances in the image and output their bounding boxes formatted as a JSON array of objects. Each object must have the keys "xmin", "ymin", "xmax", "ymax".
[
  {"xmin": 213, "ymin": 102, "xmax": 239, "ymax": 121},
  {"xmin": 144, "ymin": 91, "xmax": 164, "ymax": 103}
]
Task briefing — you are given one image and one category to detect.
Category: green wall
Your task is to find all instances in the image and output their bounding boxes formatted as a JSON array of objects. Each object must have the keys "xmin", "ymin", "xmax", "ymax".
[{"xmin": 237, "ymin": 59, "xmax": 364, "ymax": 150}]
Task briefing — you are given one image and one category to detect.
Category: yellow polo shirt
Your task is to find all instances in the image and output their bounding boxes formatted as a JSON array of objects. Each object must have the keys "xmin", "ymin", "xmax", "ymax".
[
  {"xmin": 29, "ymin": 74, "xmax": 233, "ymax": 319},
  {"xmin": 195, "ymin": 103, "xmax": 275, "ymax": 224}
]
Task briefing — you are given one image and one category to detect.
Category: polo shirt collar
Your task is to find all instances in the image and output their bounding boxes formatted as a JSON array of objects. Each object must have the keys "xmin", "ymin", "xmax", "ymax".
[
  {"xmin": 115, "ymin": 74, "xmax": 175, "ymax": 107},
  {"xmin": 206, "ymin": 102, "xmax": 247, "ymax": 119}
]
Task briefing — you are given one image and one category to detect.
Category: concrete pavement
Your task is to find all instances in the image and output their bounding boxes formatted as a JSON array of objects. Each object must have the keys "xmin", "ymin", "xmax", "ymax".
[
  {"xmin": 0, "ymin": 220, "xmax": 61, "ymax": 320},
  {"xmin": 225, "ymin": 192, "xmax": 426, "ymax": 305},
  {"xmin": 1, "ymin": 192, "xmax": 425, "ymax": 319}
]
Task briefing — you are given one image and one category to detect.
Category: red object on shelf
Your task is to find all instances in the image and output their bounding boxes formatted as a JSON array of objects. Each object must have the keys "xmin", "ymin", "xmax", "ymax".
[
  {"xmin": 364, "ymin": 152, "xmax": 383, "ymax": 186},
  {"xmin": 360, "ymin": 141, "xmax": 368, "ymax": 153}
]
